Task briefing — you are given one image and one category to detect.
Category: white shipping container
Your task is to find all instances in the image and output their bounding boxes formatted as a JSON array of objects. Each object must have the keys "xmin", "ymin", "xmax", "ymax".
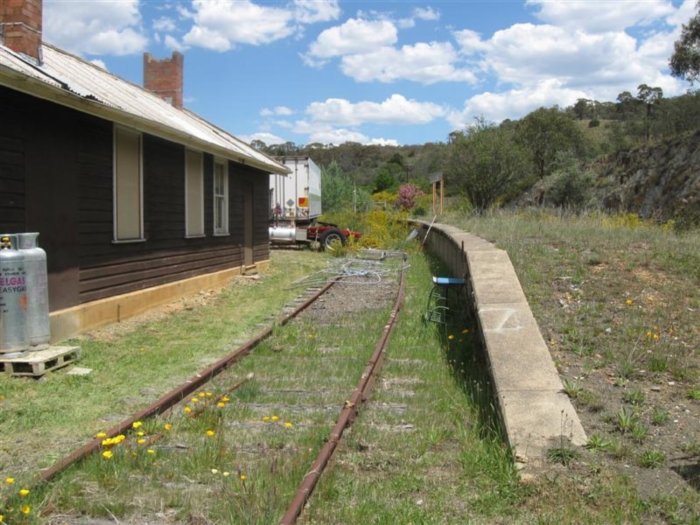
[{"xmin": 270, "ymin": 157, "xmax": 322, "ymax": 222}]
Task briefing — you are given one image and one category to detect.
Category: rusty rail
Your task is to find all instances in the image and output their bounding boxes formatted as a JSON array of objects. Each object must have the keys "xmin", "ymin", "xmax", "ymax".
[
  {"xmin": 279, "ymin": 262, "xmax": 407, "ymax": 525},
  {"xmin": 39, "ymin": 278, "xmax": 337, "ymax": 483}
]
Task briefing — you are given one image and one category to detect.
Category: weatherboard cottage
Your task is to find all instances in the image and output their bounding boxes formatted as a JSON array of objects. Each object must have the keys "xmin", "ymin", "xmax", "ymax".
[{"xmin": 0, "ymin": 0, "xmax": 288, "ymax": 340}]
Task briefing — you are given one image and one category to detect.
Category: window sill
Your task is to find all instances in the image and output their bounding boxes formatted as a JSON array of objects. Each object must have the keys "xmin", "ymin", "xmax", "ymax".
[
  {"xmin": 112, "ymin": 238, "xmax": 146, "ymax": 245},
  {"xmin": 185, "ymin": 234, "xmax": 206, "ymax": 239},
  {"xmin": 213, "ymin": 232, "xmax": 230, "ymax": 237}
]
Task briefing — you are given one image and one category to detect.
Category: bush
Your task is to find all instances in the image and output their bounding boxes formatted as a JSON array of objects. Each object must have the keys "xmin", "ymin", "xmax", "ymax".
[
  {"xmin": 396, "ymin": 183, "xmax": 425, "ymax": 211},
  {"xmin": 543, "ymin": 167, "xmax": 594, "ymax": 209}
]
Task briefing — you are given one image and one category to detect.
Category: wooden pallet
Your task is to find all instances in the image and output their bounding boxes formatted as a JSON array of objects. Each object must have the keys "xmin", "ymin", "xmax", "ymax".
[{"xmin": 0, "ymin": 346, "xmax": 81, "ymax": 377}]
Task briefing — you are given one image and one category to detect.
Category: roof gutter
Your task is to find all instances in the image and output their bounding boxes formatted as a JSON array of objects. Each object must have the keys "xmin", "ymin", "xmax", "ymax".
[{"xmin": 0, "ymin": 65, "xmax": 289, "ymax": 175}]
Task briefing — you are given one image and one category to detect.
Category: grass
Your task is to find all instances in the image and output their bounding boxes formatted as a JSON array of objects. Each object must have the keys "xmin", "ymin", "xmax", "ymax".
[
  {"xmin": 2, "ymin": 209, "xmax": 699, "ymax": 523},
  {"xmin": 438, "ymin": 208, "xmax": 700, "ymax": 522}
]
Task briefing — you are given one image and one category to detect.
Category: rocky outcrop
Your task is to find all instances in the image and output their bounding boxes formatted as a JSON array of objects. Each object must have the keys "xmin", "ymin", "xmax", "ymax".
[{"xmin": 592, "ymin": 131, "xmax": 700, "ymax": 225}]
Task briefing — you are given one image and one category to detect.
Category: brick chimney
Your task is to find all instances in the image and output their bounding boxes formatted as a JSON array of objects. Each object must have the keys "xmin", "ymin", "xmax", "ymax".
[
  {"xmin": 143, "ymin": 51, "xmax": 184, "ymax": 109},
  {"xmin": 0, "ymin": 0, "xmax": 43, "ymax": 62}
]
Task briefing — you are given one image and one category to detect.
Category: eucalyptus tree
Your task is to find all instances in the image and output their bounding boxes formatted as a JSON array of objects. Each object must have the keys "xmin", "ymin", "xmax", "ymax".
[{"xmin": 670, "ymin": 1, "xmax": 700, "ymax": 83}]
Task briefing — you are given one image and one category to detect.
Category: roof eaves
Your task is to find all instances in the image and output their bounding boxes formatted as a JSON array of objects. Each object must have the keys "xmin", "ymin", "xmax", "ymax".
[{"xmin": 0, "ymin": 44, "xmax": 289, "ymax": 175}]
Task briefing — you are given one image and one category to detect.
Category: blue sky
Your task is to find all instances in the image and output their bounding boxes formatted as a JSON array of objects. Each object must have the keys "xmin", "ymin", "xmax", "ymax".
[{"xmin": 42, "ymin": 0, "xmax": 697, "ymax": 147}]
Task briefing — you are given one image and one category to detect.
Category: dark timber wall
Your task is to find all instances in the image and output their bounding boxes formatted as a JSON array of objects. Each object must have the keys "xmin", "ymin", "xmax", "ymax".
[{"xmin": 0, "ymin": 86, "xmax": 270, "ymax": 312}]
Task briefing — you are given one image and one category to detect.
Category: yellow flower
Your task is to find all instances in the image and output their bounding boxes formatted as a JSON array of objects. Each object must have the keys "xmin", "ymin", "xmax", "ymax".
[
  {"xmin": 217, "ymin": 402, "xmax": 226, "ymax": 409},
  {"xmin": 191, "ymin": 397, "xmax": 199, "ymax": 403},
  {"xmin": 137, "ymin": 438, "xmax": 146, "ymax": 445},
  {"xmin": 222, "ymin": 471, "xmax": 230, "ymax": 477},
  {"xmin": 5, "ymin": 477, "xmax": 15, "ymax": 485},
  {"xmin": 448, "ymin": 334, "xmax": 455, "ymax": 340},
  {"xmin": 625, "ymin": 298, "xmax": 634, "ymax": 305},
  {"xmin": 198, "ymin": 392, "xmax": 206, "ymax": 398},
  {"xmin": 0, "ymin": 513, "xmax": 4, "ymax": 522},
  {"xmin": 147, "ymin": 449, "xmax": 156, "ymax": 455},
  {"xmin": 136, "ymin": 431, "xmax": 145, "ymax": 437},
  {"xmin": 184, "ymin": 406, "xmax": 192, "ymax": 414},
  {"xmin": 18, "ymin": 488, "xmax": 29, "ymax": 497},
  {"xmin": 239, "ymin": 474, "xmax": 247, "ymax": 481},
  {"xmin": 206, "ymin": 430, "xmax": 216, "ymax": 437},
  {"xmin": 462, "ymin": 329, "xmax": 470, "ymax": 334},
  {"xmin": 20, "ymin": 505, "xmax": 31, "ymax": 515},
  {"xmin": 114, "ymin": 434, "xmax": 126, "ymax": 444},
  {"xmin": 164, "ymin": 423, "xmax": 173, "ymax": 431},
  {"xmin": 205, "ymin": 392, "xmax": 213, "ymax": 398},
  {"xmin": 271, "ymin": 415, "xmax": 279, "ymax": 422},
  {"xmin": 222, "ymin": 396, "xmax": 230, "ymax": 402},
  {"xmin": 211, "ymin": 468, "xmax": 219, "ymax": 474},
  {"xmin": 262, "ymin": 416, "xmax": 270, "ymax": 422},
  {"xmin": 132, "ymin": 421, "xmax": 143, "ymax": 429},
  {"xmin": 284, "ymin": 422, "xmax": 293, "ymax": 429},
  {"xmin": 102, "ymin": 450, "xmax": 113, "ymax": 460},
  {"xmin": 95, "ymin": 431, "xmax": 107, "ymax": 439}
]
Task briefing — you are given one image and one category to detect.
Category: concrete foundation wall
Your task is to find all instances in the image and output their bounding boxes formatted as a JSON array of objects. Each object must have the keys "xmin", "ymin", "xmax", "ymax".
[
  {"xmin": 416, "ymin": 221, "xmax": 586, "ymax": 474},
  {"xmin": 50, "ymin": 260, "xmax": 269, "ymax": 343}
]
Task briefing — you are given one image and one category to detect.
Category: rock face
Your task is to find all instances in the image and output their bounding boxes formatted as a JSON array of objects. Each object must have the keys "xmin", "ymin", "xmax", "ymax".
[{"xmin": 592, "ymin": 130, "xmax": 700, "ymax": 225}]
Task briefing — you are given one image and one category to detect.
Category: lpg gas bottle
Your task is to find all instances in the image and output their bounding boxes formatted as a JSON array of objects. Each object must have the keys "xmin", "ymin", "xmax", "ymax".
[
  {"xmin": 18, "ymin": 233, "xmax": 50, "ymax": 347},
  {"xmin": 0, "ymin": 234, "xmax": 29, "ymax": 353}
]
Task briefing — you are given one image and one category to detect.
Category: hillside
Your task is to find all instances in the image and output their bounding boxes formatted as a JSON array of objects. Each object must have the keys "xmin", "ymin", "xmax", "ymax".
[{"xmin": 591, "ymin": 130, "xmax": 700, "ymax": 226}]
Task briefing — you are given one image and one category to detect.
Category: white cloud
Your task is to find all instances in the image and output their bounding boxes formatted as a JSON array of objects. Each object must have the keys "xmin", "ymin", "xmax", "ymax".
[
  {"xmin": 90, "ymin": 59, "xmax": 107, "ymax": 70},
  {"xmin": 306, "ymin": 94, "xmax": 446, "ymax": 126},
  {"xmin": 486, "ymin": 23, "xmax": 641, "ymax": 87},
  {"xmin": 526, "ymin": 0, "xmax": 675, "ymax": 33},
  {"xmin": 341, "ymin": 42, "xmax": 477, "ymax": 84},
  {"xmin": 239, "ymin": 132, "xmax": 288, "ymax": 146},
  {"xmin": 447, "ymin": 79, "xmax": 588, "ymax": 129},
  {"xmin": 260, "ymin": 106, "xmax": 294, "ymax": 117},
  {"xmin": 153, "ymin": 16, "xmax": 177, "ymax": 32},
  {"xmin": 453, "ymin": 29, "xmax": 489, "ymax": 55},
  {"xmin": 667, "ymin": 0, "xmax": 698, "ymax": 26},
  {"xmin": 413, "ymin": 7, "xmax": 440, "ymax": 22},
  {"xmin": 44, "ymin": 0, "xmax": 147, "ymax": 55},
  {"xmin": 293, "ymin": 0, "xmax": 341, "ymax": 24},
  {"xmin": 183, "ymin": 0, "xmax": 294, "ymax": 51},
  {"xmin": 182, "ymin": 0, "xmax": 341, "ymax": 52},
  {"xmin": 164, "ymin": 35, "xmax": 186, "ymax": 52},
  {"xmin": 306, "ymin": 18, "xmax": 398, "ymax": 60},
  {"xmin": 398, "ymin": 6, "xmax": 440, "ymax": 28}
]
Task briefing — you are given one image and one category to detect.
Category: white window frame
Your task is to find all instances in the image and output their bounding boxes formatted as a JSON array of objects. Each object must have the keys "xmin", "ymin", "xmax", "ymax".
[
  {"xmin": 113, "ymin": 126, "xmax": 145, "ymax": 243},
  {"xmin": 213, "ymin": 159, "xmax": 229, "ymax": 236},
  {"xmin": 185, "ymin": 149, "xmax": 205, "ymax": 238}
]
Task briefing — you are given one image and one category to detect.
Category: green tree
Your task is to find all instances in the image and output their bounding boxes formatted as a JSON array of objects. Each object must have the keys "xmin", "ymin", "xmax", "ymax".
[
  {"xmin": 373, "ymin": 162, "xmax": 402, "ymax": 193},
  {"xmin": 446, "ymin": 119, "xmax": 531, "ymax": 212},
  {"xmin": 516, "ymin": 107, "xmax": 587, "ymax": 179},
  {"xmin": 670, "ymin": 1, "xmax": 700, "ymax": 83},
  {"xmin": 637, "ymin": 84, "xmax": 664, "ymax": 142},
  {"xmin": 573, "ymin": 98, "xmax": 593, "ymax": 120},
  {"xmin": 321, "ymin": 161, "xmax": 354, "ymax": 213}
]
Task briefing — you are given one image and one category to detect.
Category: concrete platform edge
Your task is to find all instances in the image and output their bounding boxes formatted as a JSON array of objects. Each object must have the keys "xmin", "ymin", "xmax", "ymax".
[{"xmin": 412, "ymin": 220, "xmax": 587, "ymax": 477}]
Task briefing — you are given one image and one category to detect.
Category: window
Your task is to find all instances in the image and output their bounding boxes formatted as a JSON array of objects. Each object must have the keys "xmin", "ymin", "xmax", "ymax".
[
  {"xmin": 185, "ymin": 150, "xmax": 204, "ymax": 237},
  {"xmin": 213, "ymin": 160, "xmax": 229, "ymax": 235},
  {"xmin": 113, "ymin": 127, "xmax": 143, "ymax": 241}
]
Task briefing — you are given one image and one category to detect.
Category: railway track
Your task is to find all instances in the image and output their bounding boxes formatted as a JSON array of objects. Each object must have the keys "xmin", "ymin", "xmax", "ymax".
[{"xmin": 26, "ymin": 255, "xmax": 407, "ymax": 524}]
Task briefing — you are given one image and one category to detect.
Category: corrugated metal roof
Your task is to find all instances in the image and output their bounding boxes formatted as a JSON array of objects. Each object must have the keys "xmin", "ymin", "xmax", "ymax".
[{"xmin": 0, "ymin": 43, "xmax": 287, "ymax": 175}]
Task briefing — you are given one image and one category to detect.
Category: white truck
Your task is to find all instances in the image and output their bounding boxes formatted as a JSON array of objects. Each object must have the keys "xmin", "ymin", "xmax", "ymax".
[{"xmin": 269, "ymin": 156, "xmax": 357, "ymax": 249}]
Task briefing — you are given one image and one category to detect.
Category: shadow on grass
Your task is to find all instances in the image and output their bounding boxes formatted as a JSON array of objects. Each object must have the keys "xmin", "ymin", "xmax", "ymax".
[{"xmin": 424, "ymin": 254, "xmax": 507, "ymax": 444}]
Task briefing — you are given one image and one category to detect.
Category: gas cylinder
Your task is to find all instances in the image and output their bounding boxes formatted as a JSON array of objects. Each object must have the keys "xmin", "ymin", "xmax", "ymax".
[
  {"xmin": 18, "ymin": 232, "xmax": 50, "ymax": 348},
  {"xmin": 0, "ymin": 234, "xmax": 29, "ymax": 353}
]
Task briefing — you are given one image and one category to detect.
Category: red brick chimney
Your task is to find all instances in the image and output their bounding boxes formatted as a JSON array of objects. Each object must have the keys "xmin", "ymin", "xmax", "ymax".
[
  {"xmin": 143, "ymin": 51, "xmax": 184, "ymax": 109},
  {"xmin": 0, "ymin": 0, "xmax": 43, "ymax": 62}
]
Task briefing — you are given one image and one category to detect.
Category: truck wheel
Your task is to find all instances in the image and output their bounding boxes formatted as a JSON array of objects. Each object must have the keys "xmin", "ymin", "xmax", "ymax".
[{"xmin": 320, "ymin": 228, "xmax": 346, "ymax": 251}]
